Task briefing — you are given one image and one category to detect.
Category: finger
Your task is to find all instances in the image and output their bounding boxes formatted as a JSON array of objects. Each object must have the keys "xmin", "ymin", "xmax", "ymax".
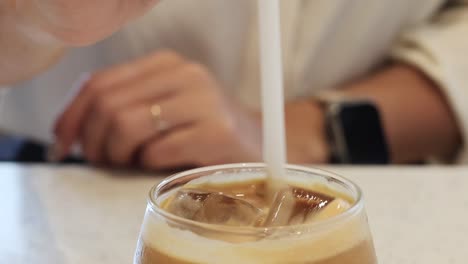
[
  {"xmin": 105, "ymin": 95, "xmax": 201, "ymax": 166},
  {"xmin": 54, "ymin": 51, "xmax": 184, "ymax": 158},
  {"xmin": 78, "ymin": 62, "xmax": 204, "ymax": 164},
  {"xmin": 77, "ymin": 60, "xmax": 212, "ymax": 165},
  {"xmin": 101, "ymin": 104, "xmax": 160, "ymax": 166},
  {"xmin": 81, "ymin": 85, "xmax": 199, "ymax": 164},
  {"xmin": 76, "ymin": 63, "xmax": 204, "ymax": 160},
  {"xmin": 82, "ymin": 62, "xmax": 207, "ymax": 119},
  {"xmin": 139, "ymin": 127, "xmax": 199, "ymax": 170},
  {"xmin": 80, "ymin": 106, "xmax": 111, "ymax": 164},
  {"xmin": 58, "ymin": 51, "xmax": 184, "ymax": 155}
]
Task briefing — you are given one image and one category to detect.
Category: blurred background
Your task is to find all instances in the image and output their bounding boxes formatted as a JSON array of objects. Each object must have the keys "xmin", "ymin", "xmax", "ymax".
[{"xmin": 0, "ymin": 0, "xmax": 466, "ymax": 169}]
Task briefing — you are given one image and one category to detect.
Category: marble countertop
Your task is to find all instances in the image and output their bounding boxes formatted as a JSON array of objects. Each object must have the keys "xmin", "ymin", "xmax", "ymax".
[{"xmin": 1, "ymin": 164, "xmax": 467, "ymax": 264}]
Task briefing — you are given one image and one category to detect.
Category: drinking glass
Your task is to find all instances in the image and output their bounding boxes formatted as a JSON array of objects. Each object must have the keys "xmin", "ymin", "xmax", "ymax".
[{"xmin": 134, "ymin": 163, "xmax": 377, "ymax": 264}]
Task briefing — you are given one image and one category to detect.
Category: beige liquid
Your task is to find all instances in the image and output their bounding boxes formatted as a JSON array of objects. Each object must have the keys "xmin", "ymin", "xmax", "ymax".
[
  {"xmin": 135, "ymin": 178, "xmax": 377, "ymax": 264},
  {"xmin": 136, "ymin": 238, "xmax": 376, "ymax": 264}
]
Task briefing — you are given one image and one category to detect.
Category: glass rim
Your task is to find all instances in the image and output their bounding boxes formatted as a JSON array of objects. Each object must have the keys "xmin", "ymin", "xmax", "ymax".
[{"xmin": 148, "ymin": 163, "xmax": 364, "ymax": 236}]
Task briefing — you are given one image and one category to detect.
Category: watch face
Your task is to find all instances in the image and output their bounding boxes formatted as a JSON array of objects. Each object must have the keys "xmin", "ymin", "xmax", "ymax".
[{"xmin": 339, "ymin": 102, "xmax": 389, "ymax": 164}]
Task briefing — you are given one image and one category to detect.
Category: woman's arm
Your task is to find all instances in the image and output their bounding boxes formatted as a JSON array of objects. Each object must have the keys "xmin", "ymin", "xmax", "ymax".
[
  {"xmin": 340, "ymin": 64, "xmax": 461, "ymax": 163},
  {"xmin": 288, "ymin": 2, "xmax": 468, "ymax": 164},
  {"xmin": 285, "ymin": 63, "xmax": 461, "ymax": 164}
]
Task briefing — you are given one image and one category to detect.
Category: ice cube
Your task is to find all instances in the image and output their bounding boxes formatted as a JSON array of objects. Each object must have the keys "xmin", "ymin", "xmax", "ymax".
[
  {"xmin": 166, "ymin": 189, "xmax": 211, "ymax": 220},
  {"xmin": 262, "ymin": 189, "xmax": 297, "ymax": 227},
  {"xmin": 196, "ymin": 192, "xmax": 264, "ymax": 226},
  {"xmin": 166, "ymin": 189, "xmax": 263, "ymax": 226},
  {"xmin": 306, "ymin": 198, "xmax": 351, "ymax": 222},
  {"xmin": 263, "ymin": 187, "xmax": 335, "ymax": 227}
]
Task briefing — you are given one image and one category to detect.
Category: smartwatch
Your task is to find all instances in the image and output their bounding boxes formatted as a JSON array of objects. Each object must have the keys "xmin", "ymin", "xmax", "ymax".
[{"xmin": 315, "ymin": 93, "xmax": 390, "ymax": 164}]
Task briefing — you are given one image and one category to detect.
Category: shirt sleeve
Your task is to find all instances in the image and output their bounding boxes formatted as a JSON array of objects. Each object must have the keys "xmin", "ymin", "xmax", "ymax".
[{"xmin": 390, "ymin": 1, "xmax": 468, "ymax": 163}]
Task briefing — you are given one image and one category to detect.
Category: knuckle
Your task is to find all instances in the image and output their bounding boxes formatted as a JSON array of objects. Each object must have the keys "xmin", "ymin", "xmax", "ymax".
[
  {"xmin": 90, "ymin": 64, "xmax": 134, "ymax": 87},
  {"xmin": 111, "ymin": 112, "xmax": 133, "ymax": 137},
  {"xmin": 153, "ymin": 50, "xmax": 185, "ymax": 64},
  {"xmin": 180, "ymin": 63, "xmax": 218, "ymax": 92},
  {"xmin": 94, "ymin": 97, "xmax": 115, "ymax": 118},
  {"xmin": 87, "ymin": 72, "xmax": 111, "ymax": 90},
  {"xmin": 183, "ymin": 62, "xmax": 208, "ymax": 78}
]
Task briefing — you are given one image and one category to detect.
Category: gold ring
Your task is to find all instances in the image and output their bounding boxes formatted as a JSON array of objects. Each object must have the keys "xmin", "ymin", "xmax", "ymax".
[{"xmin": 150, "ymin": 104, "xmax": 170, "ymax": 132}]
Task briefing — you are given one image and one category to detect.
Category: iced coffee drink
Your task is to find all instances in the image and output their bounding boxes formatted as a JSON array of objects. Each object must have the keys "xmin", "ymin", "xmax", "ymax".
[{"xmin": 134, "ymin": 164, "xmax": 377, "ymax": 264}]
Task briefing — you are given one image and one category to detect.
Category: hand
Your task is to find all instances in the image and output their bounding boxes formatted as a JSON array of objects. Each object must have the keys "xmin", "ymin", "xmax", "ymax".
[
  {"xmin": 54, "ymin": 51, "xmax": 262, "ymax": 169},
  {"xmin": 12, "ymin": 0, "xmax": 158, "ymax": 45}
]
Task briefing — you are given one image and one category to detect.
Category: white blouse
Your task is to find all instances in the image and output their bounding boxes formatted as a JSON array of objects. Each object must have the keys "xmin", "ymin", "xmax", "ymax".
[{"xmin": 1, "ymin": 0, "xmax": 468, "ymax": 161}]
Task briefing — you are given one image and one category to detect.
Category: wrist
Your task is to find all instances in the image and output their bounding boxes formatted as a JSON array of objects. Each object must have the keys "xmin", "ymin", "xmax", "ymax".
[{"xmin": 285, "ymin": 100, "xmax": 330, "ymax": 164}]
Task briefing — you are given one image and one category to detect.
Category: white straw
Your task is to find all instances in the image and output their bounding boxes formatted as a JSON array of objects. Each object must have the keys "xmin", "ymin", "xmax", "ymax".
[{"xmin": 258, "ymin": 0, "xmax": 287, "ymax": 193}]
